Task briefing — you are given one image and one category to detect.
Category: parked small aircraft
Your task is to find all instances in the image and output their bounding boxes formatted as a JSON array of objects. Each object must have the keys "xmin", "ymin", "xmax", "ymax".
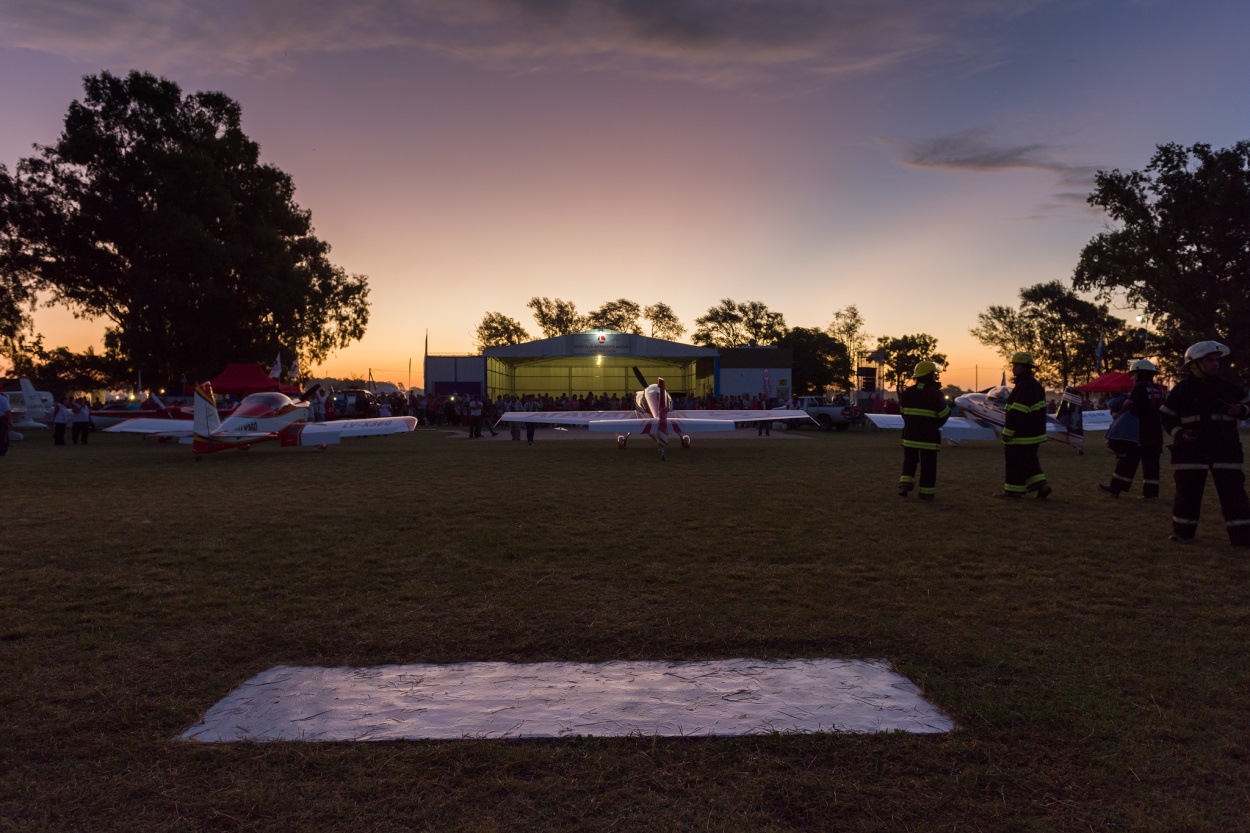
[
  {"xmin": 496, "ymin": 367, "xmax": 811, "ymax": 460},
  {"xmin": 866, "ymin": 384, "xmax": 1111, "ymax": 451},
  {"xmin": 106, "ymin": 382, "xmax": 416, "ymax": 458},
  {"xmin": 3, "ymin": 377, "xmax": 55, "ymax": 438}
]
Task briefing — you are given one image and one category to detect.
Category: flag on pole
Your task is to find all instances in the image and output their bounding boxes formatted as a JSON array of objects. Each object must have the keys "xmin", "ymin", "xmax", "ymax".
[
  {"xmin": 289, "ymin": 357, "xmax": 299, "ymax": 380},
  {"xmin": 1095, "ymin": 334, "xmax": 1104, "ymax": 373},
  {"xmin": 269, "ymin": 353, "xmax": 282, "ymax": 379}
]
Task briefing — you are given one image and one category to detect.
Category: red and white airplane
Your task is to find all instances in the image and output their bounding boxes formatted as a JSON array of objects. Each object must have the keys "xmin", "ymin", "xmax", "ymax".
[
  {"xmin": 105, "ymin": 382, "xmax": 416, "ymax": 457},
  {"xmin": 496, "ymin": 367, "xmax": 811, "ymax": 460}
]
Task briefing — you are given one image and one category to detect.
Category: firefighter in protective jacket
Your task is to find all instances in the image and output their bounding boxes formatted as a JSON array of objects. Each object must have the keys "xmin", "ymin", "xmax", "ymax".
[
  {"xmin": 898, "ymin": 361, "xmax": 950, "ymax": 501},
  {"xmin": 998, "ymin": 352, "xmax": 1051, "ymax": 499},
  {"xmin": 1158, "ymin": 341, "xmax": 1250, "ymax": 546},
  {"xmin": 1098, "ymin": 359, "xmax": 1166, "ymax": 499}
]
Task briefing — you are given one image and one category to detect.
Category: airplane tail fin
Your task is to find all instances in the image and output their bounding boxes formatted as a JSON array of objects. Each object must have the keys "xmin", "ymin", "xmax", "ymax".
[
  {"xmin": 193, "ymin": 383, "xmax": 221, "ymax": 437},
  {"xmin": 19, "ymin": 377, "xmax": 52, "ymax": 421}
]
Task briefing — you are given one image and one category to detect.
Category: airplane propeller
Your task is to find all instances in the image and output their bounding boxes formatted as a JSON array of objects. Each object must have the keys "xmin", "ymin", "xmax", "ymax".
[{"xmin": 632, "ymin": 366, "xmax": 648, "ymax": 388}]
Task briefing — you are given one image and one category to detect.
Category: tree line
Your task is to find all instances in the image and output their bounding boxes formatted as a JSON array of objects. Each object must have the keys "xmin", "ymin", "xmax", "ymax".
[{"xmin": 3, "ymin": 70, "xmax": 1246, "ymax": 393}]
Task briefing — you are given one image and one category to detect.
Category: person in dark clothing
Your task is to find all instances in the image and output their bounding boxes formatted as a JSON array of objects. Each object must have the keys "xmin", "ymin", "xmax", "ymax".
[
  {"xmin": 1158, "ymin": 341, "xmax": 1250, "ymax": 546},
  {"xmin": 898, "ymin": 361, "xmax": 950, "ymax": 501},
  {"xmin": 997, "ymin": 352, "xmax": 1051, "ymax": 499},
  {"xmin": 1099, "ymin": 359, "xmax": 1166, "ymax": 499}
]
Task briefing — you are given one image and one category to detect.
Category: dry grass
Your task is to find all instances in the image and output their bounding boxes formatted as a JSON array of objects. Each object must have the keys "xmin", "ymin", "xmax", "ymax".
[{"xmin": 2, "ymin": 425, "xmax": 1248, "ymax": 831}]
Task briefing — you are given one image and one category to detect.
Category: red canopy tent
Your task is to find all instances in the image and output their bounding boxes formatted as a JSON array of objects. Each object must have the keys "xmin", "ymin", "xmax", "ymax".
[
  {"xmin": 1076, "ymin": 372, "xmax": 1134, "ymax": 393},
  {"xmin": 209, "ymin": 363, "xmax": 300, "ymax": 395}
]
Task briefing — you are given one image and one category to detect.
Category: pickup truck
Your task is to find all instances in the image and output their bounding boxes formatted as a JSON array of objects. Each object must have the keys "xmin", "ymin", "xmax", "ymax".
[{"xmin": 773, "ymin": 396, "xmax": 862, "ymax": 431}]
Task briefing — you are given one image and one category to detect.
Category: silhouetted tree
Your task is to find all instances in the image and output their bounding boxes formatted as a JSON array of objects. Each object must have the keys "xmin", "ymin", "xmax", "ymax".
[
  {"xmin": 2, "ymin": 70, "xmax": 369, "ymax": 389},
  {"xmin": 527, "ymin": 297, "xmax": 585, "ymax": 338},
  {"xmin": 475, "ymin": 312, "xmax": 530, "ymax": 350},
  {"xmin": 584, "ymin": 298, "xmax": 642, "ymax": 334},
  {"xmin": 642, "ymin": 302, "xmax": 685, "ymax": 341}
]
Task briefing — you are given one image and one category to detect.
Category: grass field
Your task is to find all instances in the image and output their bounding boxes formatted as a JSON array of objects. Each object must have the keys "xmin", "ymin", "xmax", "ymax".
[{"xmin": 2, "ymin": 425, "xmax": 1248, "ymax": 831}]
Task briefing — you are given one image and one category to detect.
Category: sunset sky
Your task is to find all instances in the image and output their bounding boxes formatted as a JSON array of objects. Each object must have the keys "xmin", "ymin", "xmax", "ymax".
[{"xmin": 2, "ymin": 0, "xmax": 1248, "ymax": 390}]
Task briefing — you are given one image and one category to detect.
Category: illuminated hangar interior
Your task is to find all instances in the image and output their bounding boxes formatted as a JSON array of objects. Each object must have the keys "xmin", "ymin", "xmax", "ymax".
[{"xmin": 482, "ymin": 331, "xmax": 718, "ymax": 398}]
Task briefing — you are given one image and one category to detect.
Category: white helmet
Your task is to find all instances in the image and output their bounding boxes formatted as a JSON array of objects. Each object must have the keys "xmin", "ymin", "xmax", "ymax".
[
  {"xmin": 1183, "ymin": 341, "xmax": 1230, "ymax": 365},
  {"xmin": 1128, "ymin": 359, "xmax": 1157, "ymax": 374}
]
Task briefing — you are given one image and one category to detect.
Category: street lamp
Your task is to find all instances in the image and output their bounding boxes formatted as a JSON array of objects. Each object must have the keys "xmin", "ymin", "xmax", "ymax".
[{"xmin": 1136, "ymin": 314, "xmax": 1150, "ymax": 355}]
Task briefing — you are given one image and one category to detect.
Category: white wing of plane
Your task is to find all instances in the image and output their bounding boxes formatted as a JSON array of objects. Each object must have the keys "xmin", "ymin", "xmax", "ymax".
[
  {"xmin": 498, "ymin": 409, "xmax": 809, "ymax": 432},
  {"xmin": 865, "ymin": 413, "xmax": 999, "ymax": 441}
]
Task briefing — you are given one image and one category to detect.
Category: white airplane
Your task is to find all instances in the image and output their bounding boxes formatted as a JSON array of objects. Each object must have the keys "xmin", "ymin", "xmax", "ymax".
[
  {"xmin": 866, "ymin": 384, "xmax": 1111, "ymax": 451},
  {"xmin": 3, "ymin": 377, "xmax": 55, "ymax": 438},
  {"xmin": 495, "ymin": 367, "xmax": 812, "ymax": 460},
  {"xmin": 106, "ymin": 382, "xmax": 416, "ymax": 458}
]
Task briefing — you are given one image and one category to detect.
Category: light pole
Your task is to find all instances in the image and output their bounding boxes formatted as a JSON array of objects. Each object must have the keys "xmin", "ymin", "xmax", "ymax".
[{"xmin": 1136, "ymin": 313, "xmax": 1150, "ymax": 356}]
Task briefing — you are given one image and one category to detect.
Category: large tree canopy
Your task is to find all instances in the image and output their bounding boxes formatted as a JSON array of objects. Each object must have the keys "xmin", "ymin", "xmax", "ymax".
[
  {"xmin": 874, "ymin": 333, "xmax": 945, "ymax": 395},
  {"xmin": 475, "ymin": 311, "xmax": 530, "ymax": 350},
  {"xmin": 1073, "ymin": 141, "xmax": 1250, "ymax": 381},
  {"xmin": 527, "ymin": 297, "xmax": 584, "ymax": 338},
  {"xmin": 826, "ymin": 305, "xmax": 870, "ymax": 371},
  {"xmin": 2, "ymin": 70, "xmax": 368, "ymax": 387},
  {"xmin": 692, "ymin": 299, "xmax": 786, "ymax": 348},
  {"xmin": 777, "ymin": 327, "xmax": 849, "ymax": 395},
  {"xmin": 584, "ymin": 298, "xmax": 642, "ymax": 334},
  {"xmin": 642, "ymin": 302, "xmax": 685, "ymax": 341},
  {"xmin": 970, "ymin": 281, "xmax": 1133, "ymax": 389}
]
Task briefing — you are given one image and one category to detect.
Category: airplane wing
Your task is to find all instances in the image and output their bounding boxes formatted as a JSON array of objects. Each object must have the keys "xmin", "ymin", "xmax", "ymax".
[
  {"xmin": 671, "ymin": 409, "xmax": 812, "ymax": 423},
  {"xmin": 1077, "ymin": 410, "xmax": 1113, "ymax": 430},
  {"xmin": 865, "ymin": 413, "xmax": 999, "ymax": 441},
  {"xmin": 282, "ymin": 416, "xmax": 417, "ymax": 445},
  {"xmin": 104, "ymin": 418, "xmax": 196, "ymax": 437},
  {"xmin": 495, "ymin": 411, "xmax": 635, "ymax": 426},
  {"xmin": 584, "ymin": 418, "xmax": 737, "ymax": 434}
]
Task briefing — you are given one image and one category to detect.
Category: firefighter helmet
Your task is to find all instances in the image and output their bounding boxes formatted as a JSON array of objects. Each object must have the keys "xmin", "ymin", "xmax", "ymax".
[
  {"xmin": 1009, "ymin": 351, "xmax": 1035, "ymax": 366},
  {"xmin": 1128, "ymin": 359, "xmax": 1157, "ymax": 374},
  {"xmin": 1183, "ymin": 341, "xmax": 1229, "ymax": 365},
  {"xmin": 912, "ymin": 360, "xmax": 937, "ymax": 379}
]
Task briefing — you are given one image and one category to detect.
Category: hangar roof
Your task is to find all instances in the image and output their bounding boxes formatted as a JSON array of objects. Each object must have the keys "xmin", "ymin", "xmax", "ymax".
[{"xmin": 483, "ymin": 330, "xmax": 717, "ymax": 359}]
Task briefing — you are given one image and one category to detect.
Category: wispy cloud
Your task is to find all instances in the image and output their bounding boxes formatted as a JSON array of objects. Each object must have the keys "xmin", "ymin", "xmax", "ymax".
[
  {"xmin": 894, "ymin": 128, "xmax": 1099, "ymax": 212},
  {"xmin": 0, "ymin": 0, "xmax": 1051, "ymax": 84}
]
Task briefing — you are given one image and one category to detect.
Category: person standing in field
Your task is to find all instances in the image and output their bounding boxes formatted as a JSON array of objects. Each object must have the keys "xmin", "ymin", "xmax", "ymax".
[
  {"xmin": 898, "ymin": 361, "xmax": 950, "ymax": 501},
  {"xmin": 0, "ymin": 388, "xmax": 11, "ymax": 455},
  {"xmin": 52, "ymin": 397, "xmax": 69, "ymax": 446},
  {"xmin": 71, "ymin": 396, "xmax": 91, "ymax": 444},
  {"xmin": 1098, "ymin": 359, "xmax": 1166, "ymax": 499},
  {"xmin": 1159, "ymin": 341, "xmax": 1250, "ymax": 546},
  {"xmin": 997, "ymin": 352, "xmax": 1051, "ymax": 499}
]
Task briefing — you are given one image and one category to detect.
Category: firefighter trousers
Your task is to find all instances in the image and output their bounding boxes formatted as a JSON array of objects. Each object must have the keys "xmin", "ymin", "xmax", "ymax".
[
  {"xmin": 1171, "ymin": 464, "xmax": 1250, "ymax": 545},
  {"xmin": 900, "ymin": 448, "xmax": 937, "ymax": 495},
  {"xmin": 1003, "ymin": 443, "xmax": 1046, "ymax": 494},
  {"xmin": 1110, "ymin": 445, "xmax": 1161, "ymax": 498}
]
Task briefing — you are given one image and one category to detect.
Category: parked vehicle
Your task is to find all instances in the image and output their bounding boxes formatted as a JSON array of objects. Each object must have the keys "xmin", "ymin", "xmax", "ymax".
[
  {"xmin": 773, "ymin": 395, "xmax": 862, "ymax": 431},
  {"xmin": 329, "ymin": 389, "xmax": 378, "ymax": 419}
]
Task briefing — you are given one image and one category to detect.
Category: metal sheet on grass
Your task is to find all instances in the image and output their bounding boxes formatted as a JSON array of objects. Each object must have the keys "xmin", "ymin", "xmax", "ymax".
[{"xmin": 182, "ymin": 658, "xmax": 953, "ymax": 742}]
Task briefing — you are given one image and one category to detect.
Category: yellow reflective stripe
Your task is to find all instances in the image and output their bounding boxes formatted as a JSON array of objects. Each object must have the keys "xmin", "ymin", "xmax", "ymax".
[
  {"xmin": 1004, "ymin": 484, "xmax": 1027, "ymax": 493},
  {"xmin": 937, "ymin": 407, "xmax": 950, "ymax": 418},
  {"xmin": 918, "ymin": 487, "xmax": 936, "ymax": 495},
  {"xmin": 1005, "ymin": 434, "xmax": 1047, "ymax": 445},
  {"xmin": 901, "ymin": 408, "xmax": 940, "ymax": 417},
  {"xmin": 899, "ymin": 475, "xmax": 915, "ymax": 483},
  {"xmin": 902, "ymin": 440, "xmax": 941, "ymax": 450},
  {"xmin": 1173, "ymin": 516, "xmax": 1199, "ymax": 525},
  {"xmin": 1159, "ymin": 405, "xmax": 1177, "ymax": 416},
  {"xmin": 1026, "ymin": 474, "xmax": 1047, "ymax": 486},
  {"xmin": 1179, "ymin": 415, "xmax": 1200, "ymax": 424}
]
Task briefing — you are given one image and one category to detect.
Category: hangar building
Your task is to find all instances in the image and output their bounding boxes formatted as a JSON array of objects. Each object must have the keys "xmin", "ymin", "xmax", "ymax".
[{"xmin": 424, "ymin": 330, "xmax": 793, "ymax": 400}]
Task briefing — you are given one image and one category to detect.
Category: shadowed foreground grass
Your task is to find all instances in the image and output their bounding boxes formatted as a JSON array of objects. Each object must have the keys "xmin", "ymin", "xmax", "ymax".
[{"xmin": 2, "ymin": 426, "xmax": 1248, "ymax": 831}]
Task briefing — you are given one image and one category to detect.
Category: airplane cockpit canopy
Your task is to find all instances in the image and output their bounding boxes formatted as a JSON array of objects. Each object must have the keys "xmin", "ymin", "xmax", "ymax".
[{"xmin": 233, "ymin": 392, "xmax": 295, "ymax": 417}]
